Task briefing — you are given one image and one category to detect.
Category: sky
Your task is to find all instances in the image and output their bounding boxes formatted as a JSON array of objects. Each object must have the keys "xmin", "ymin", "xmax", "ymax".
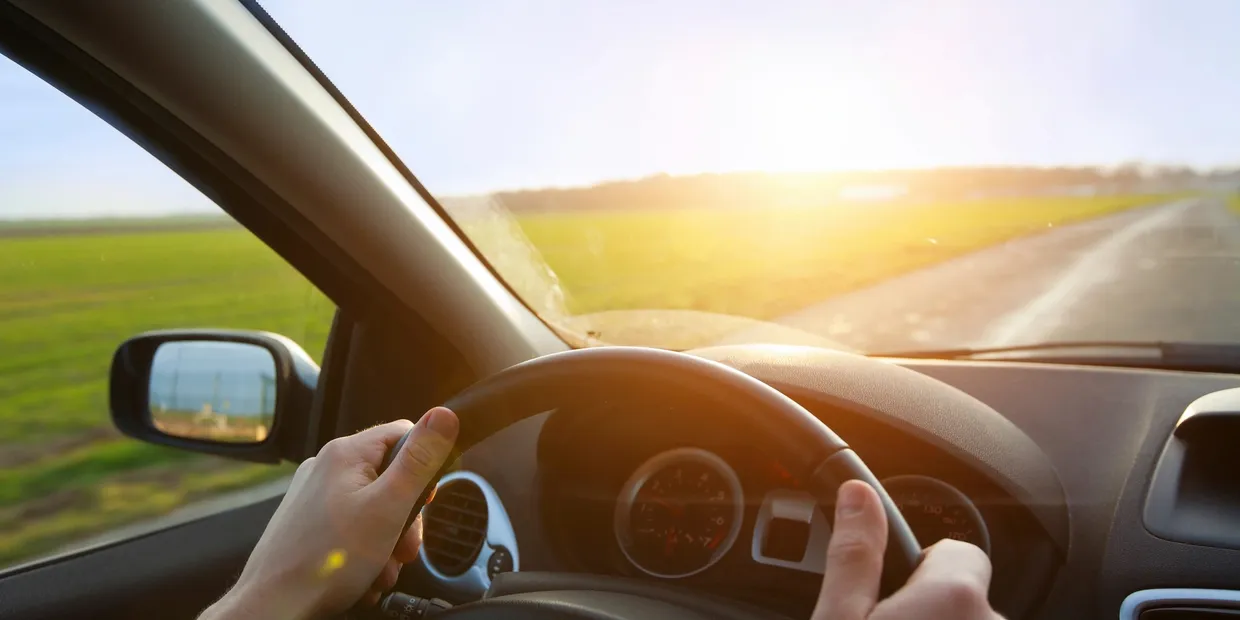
[
  {"xmin": 3, "ymin": 0, "xmax": 1240, "ymax": 218},
  {"xmin": 149, "ymin": 341, "xmax": 277, "ymax": 417}
]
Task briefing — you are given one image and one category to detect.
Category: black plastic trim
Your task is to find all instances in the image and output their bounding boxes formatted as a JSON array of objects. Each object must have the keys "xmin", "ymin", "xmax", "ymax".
[
  {"xmin": 1144, "ymin": 387, "xmax": 1240, "ymax": 550},
  {"xmin": 0, "ymin": 495, "xmax": 281, "ymax": 619},
  {"xmin": 308, "ymin": 310, "xmax": 352, "ymax": 453}
]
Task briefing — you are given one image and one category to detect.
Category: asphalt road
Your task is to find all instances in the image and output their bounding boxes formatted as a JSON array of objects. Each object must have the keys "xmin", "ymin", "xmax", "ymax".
[{"xmin": 750, "ymin": 197, "xmax": 1240, "ymax": 353}]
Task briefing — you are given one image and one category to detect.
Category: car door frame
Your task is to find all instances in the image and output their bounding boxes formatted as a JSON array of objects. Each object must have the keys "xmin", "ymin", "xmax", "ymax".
[{"xmin": 0, "ymin": 1, "xmax": 565, "ymax": 617}]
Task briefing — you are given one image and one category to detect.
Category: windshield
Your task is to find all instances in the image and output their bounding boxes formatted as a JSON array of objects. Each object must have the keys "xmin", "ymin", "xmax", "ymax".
[{"xmin": 262, "ymin": 1, "xmax": 1240, "ymax": 353}]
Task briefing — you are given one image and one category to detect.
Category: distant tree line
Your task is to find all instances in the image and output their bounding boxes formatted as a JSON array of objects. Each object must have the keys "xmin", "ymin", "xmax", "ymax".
[{"xmin": 486, "ymin": 165, "xmax": 1240, "ymax": 213}]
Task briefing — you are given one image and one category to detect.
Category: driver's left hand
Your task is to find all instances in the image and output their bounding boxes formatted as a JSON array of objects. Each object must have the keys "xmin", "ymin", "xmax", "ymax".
[{"xmin": 199, "ymin": 407, "xmax": 459, "ymax": 620}]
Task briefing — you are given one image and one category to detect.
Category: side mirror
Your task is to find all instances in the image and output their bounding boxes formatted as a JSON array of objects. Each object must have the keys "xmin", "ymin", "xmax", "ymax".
[{"xmin": 110, "ymin": 330, "xmax": 319, "ymax": 463}]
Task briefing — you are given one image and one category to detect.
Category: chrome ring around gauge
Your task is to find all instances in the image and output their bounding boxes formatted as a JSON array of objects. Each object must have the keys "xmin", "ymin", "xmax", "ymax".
[
  {"xmin": 880, "ymin": 475, "xmax": 991, "ymax": 555},
  {"xmin": 614, "ymin": 447, "xmax": 745, "ymax": 578}
]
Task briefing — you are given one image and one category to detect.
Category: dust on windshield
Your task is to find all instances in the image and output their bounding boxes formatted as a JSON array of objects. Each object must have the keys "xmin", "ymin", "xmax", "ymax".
[{"xmin": 264, "ymin": 0, "xmax": 1240, "ymax": 352}]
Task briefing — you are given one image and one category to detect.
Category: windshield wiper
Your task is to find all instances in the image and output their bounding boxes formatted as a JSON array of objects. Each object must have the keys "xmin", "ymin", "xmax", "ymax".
[{"xmin": 870, "ymin": 340, "xmax": 1240, "ymax": 374}]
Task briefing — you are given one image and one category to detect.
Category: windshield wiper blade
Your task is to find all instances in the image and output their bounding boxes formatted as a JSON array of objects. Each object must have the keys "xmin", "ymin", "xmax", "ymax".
[
  {"xmin": 873, "ymin": 340, "xmax": 1167, "ymax": 359},
  {"xmin": 871, "ymin": 340, "xmax": 1240, "ymax": 373}
]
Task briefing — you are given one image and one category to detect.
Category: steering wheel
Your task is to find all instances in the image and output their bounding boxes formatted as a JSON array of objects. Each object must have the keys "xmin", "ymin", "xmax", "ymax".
[{"xmin": 381, "ymin": 346, "xmax": 922, "ymax": 619}]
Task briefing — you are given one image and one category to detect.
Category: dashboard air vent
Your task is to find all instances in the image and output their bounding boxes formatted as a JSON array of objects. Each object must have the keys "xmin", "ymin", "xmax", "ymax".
[{"xmin": 422, "ymin": 479, "xmax": 488, "ymax": 576}]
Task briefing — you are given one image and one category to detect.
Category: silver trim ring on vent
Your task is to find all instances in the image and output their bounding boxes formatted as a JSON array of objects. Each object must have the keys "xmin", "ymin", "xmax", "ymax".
[
  {"xmin": 416, "ymin": 471, "xmax": 520, "ymax": 600},
  {"xmin": 1120, "ymin": 588, "xmax": 1240, "ymax": 619}
]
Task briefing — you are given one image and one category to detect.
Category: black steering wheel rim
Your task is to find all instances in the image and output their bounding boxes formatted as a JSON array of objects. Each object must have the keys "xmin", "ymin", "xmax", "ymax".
[{"xmin": 382, "ymin": 346, "xmax": 922, "ymax": 615}]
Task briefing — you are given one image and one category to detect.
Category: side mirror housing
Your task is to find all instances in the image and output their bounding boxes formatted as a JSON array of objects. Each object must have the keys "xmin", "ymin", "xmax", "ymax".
[{"xmin": 109, "ymin": 329, "xmax": 319, "ymax": 463}]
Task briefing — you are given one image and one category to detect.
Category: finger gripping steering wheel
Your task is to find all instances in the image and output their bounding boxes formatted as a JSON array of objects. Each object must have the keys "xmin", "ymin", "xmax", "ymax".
[{"xmin": 382, "ymin": 347, "xmax": 922, "ymax": 619}]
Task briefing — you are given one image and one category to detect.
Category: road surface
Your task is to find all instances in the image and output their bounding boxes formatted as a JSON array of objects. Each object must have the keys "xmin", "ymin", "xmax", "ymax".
[{"xmin": 726, "ymin": 197, "xmax": 1240, "ymax": 353}]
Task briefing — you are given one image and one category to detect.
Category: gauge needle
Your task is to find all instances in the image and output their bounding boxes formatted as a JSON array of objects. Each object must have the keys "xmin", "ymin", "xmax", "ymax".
[
  {"xmin": 707, "ymin": 529, "xmax": 725, "ymax": 550},
  {"xmin": 647, "ymin": 496, "xmax": 684, "ymax": 518},
  {"xmin": 664, "ymin": 527, "xmax": 677, "ymax": 557}
]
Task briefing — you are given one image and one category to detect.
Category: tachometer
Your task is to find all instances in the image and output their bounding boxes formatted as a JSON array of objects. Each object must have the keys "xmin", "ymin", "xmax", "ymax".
[
  {"xmin": 881, "ymin": 475, "xmax": 991, "ymax": 555},
  {"xmin": 614, "ymin": 448, "xmax": 744, "ymax": 578}
]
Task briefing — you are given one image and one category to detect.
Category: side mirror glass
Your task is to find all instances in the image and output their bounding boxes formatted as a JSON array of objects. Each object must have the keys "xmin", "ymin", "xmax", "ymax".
[
  {"xmin": 110, "ymin": 330, "xmax": 319, "ymax": 463},
  {"xmin": 148, "ymin": 341, "xmax": 278, "ymax": 444}
]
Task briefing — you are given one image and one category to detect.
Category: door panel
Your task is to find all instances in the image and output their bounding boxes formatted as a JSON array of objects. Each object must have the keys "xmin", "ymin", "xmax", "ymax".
[{"xmin": 0, "ymin": 495, "xmax": 281, "ymax": 619}]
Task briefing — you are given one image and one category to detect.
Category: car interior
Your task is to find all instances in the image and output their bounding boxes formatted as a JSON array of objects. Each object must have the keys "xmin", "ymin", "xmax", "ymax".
[{"xmin": 3, "ymin": 1, "xmax": 1240, "ymax": 619}]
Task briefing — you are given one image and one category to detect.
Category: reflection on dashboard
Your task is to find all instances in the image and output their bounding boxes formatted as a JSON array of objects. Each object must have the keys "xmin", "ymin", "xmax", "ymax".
[
  {"xmin": 613, "ymin": 448, "xmax": 745, "ymax": 578},
  {"xmin": 881, "ymin": 475, "xmax": 991, "ymax": 555}
]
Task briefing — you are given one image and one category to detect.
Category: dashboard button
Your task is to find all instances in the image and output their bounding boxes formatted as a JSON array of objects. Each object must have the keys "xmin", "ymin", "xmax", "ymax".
[{"xmin": 487, "ymin": 546, "xmax": 514, "ymax": 579}]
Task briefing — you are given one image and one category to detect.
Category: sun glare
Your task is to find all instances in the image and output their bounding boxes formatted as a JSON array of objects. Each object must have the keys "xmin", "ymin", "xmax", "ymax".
[{"xmin": 706, "ymin": 56, "xmax": 932, "ymax": 175}]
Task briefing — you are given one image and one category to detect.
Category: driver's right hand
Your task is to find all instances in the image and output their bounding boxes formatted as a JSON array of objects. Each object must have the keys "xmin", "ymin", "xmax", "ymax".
[{"xmin": 812, "ymin": 480, "xmax": 1003, "ymax": 620}]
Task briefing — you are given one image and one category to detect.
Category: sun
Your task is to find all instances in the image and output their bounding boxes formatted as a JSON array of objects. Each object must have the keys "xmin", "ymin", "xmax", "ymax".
[{"xmin": 717, "ymin": 58, "xmax": 930, "ymax": 173}]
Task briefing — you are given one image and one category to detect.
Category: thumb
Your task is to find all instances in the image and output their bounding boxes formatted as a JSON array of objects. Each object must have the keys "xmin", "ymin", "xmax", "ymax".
[
  {"xmin": 374, "ymin": 407, "xmax": 459, "ymax": 512},
  {"xmin": 812, "ymin": 480, "xmax": 888, "ymax": 620}
]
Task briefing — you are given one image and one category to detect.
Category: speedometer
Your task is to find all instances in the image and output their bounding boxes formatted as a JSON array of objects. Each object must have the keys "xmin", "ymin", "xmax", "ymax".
[
  {"xmin": 881, "ymin": 475, "xmax": 991, "ymax": 555},
  {"xmin": 614, "ymin": 448, "xmax": 744, "ymax": 578}
]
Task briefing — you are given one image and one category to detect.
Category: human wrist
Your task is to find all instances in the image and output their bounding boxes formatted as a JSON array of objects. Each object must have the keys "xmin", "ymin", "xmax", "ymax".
[
  {"xmin": 198, "ymin": 586, "xmax": 250, "ymax": 620},
  {"xmin": 198, "ymin": 574, "xmax": 319, "ymax": 620}
]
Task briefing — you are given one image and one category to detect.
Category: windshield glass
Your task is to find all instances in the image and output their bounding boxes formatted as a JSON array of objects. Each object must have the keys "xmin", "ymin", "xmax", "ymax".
[{"xmin": 261, "ymin": 1, "xmax": 1240, "ymax": 353}]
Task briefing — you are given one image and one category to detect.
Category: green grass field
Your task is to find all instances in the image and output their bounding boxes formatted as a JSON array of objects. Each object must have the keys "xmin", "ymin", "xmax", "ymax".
[
  {"xmin": 0, "ymin": 193, "xmax": 1175, "ymax": 567},
  {"xmin": 0, "ymin": 225, "xmax": 332, "ymax": 565}
]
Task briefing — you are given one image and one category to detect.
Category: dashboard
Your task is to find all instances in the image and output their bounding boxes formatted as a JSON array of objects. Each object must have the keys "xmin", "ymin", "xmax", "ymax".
[
  {"xmin": 405, "ymin": 345, "xmax": 1240, "ymax": 619},
  {"xmin": 531, "ymin": 394, "xmax": 1050, "ymax": 618}
]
